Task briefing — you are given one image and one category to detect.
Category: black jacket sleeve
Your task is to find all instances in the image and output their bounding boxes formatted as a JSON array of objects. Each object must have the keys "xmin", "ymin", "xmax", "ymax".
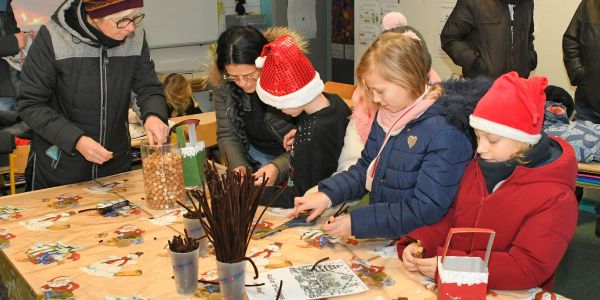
[
  {"xmin": 16, "ymin": 26, "xmax": 85, "ymax": 154},
  {"xmin": 0, "ymin": 3, "xmax": 20, "ymax": 57},
  {"xmin": 527, "ymin": 6, "xmax": 537, "ymax": 71},
  {"xmin": 563, "ymin": 2, "xmax": 584, "ymax": 86},
  {"xmin": 440, "ymin": 0, "xmax": 479, "ymax": 69},
  {"xmin": 132, "ymin": 32, "xmax": 168, "ymax": 125}
]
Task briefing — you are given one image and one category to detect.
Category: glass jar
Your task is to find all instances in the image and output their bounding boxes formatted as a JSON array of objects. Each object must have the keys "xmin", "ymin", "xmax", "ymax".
[{"xmin": 141, "ymin": 143, "xmax": 185, "ymax": 209}]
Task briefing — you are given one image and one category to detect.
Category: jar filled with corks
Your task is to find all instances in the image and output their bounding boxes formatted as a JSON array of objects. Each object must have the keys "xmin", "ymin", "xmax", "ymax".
[{"xmin": 141, "ymin": 143, "xmax": 185, "ymax": 209}]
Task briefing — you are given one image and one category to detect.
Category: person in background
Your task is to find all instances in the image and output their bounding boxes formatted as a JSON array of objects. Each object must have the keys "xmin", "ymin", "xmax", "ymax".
[
  {"xmin": 255, "ymin": 35, "xmax": 351, "ymax": 207},
  {"xmin": 208, "ymin": 26, "xmax": 300, "ymax": 185},
  {"xmin": 17, "ymin": 0, "xmax": 169, "ymax": 190},
  {"xmin": 291, "ymin": 32, "xmax": 475, "ymax": 239},
  {"xmin": 441, "ymin": 0, "xmax": 537, "ymax": 79},
  {"xmin": 162, "ymin": 73, "xmax": 201, "ymax": 118},
  {"xmin": 563, "ymin": 0, "xmax": 600, "ymax": 125},
  {"xmin": 0, "ymin": 0, "xmax": 31, "ymax": 112},
  {"xmin": 399, "ymin": 72, "xmax": 578, "ymax": 290}
]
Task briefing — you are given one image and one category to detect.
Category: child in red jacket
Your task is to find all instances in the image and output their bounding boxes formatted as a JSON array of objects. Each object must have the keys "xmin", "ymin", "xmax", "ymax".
[{"xmin": 399, "ymin": 71, "xmax": 578, "ymax": 290}]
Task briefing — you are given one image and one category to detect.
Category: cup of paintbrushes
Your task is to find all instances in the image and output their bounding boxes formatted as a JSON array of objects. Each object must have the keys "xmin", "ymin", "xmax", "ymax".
[
  {"xmin": 169, "ymin": 233, "xmax": 199, "ymax": 296},
  {"xmin": 182, "ymin": 211, "xmax": 208, "ymax": 257},
  {"xmin": 216, "ymin": 260, "xmax": 246, "ymax": 300}
]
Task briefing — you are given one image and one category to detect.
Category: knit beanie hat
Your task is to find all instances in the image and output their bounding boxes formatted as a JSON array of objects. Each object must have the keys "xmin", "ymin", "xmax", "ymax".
[
  {"xmin": 255, "ymin": 35, "xmax": 324, "ymax": 109},
  {"xmin": 382, "ymin": 11, "xmax": 408, "ymax": 30},
  {"xmin": 470, "ymin": 71, "xmax": 548, "ymax": 144},
  {"xmin": 83, "ymin": 0, "xmax": 144, "ymax": 18}
]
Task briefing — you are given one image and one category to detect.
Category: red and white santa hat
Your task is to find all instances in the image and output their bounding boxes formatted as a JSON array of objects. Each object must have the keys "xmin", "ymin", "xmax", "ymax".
[
  {"xmin": 255, "ymin": 35, "xmax": 324, "ymax": 109},
  {"xmin": 469, "ymin": 71, "xmax": 548, "ymax": 144}
]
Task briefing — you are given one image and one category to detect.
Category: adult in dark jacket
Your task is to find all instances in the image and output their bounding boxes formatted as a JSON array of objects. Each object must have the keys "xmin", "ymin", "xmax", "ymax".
[
  {"xmin": 0, "ymin": 0, "xmax": 28, "ymax": 112},
  {"xmin": 441, "ymin": 0, "xmax": 537, "ymax": 79},
  {"xmin": 563, "ymin": 0, "xmax": 600, "ymax": 124},
  {"xmin": 292, "ymin": 32, "xmax": 482, "ymax": 239},
  {"xmin": 208, "ymin": 26, "xmax": 299, "ymax": 185},
  {"xmin": 17, "ymin": 0, "xmax": 169, "ymax": 190}
]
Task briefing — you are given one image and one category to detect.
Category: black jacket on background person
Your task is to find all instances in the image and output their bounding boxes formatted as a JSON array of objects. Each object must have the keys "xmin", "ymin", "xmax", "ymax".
[
  {"xmin": 0, "ymin": 0, "xmax": 20, "ymax": 97},
  {"xmin": 441, "ymin": 0, "xmax": 537, "ymax": 79},
  {"xmin": 16, "ymin": 0, "xmax": 168, "ymax": 190},
  {"xmin": 563, "ymin": 0, "xmax": 600, "ymax": 114}
]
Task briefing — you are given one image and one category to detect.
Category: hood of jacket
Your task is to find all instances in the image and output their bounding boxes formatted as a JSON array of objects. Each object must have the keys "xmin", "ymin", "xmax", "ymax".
[
  {"xmin": 204, "ymin": 27, "xmax": 309, "ymax": 88},
  {"xmin": 51, "ymin": 0, "xmax": 133, "ymax": 48},
  {"xmin": 413, "ymin": 77, "xmax": 493, "ymax": 146}
]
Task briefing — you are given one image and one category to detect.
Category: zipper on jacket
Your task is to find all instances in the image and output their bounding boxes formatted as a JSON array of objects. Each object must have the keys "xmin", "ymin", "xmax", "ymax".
[
  {"xmin": 94, "ymin": 46, "xmax": 109, "ymax": 179},
  {"xmin": 225, "ymin": 106, "xmax": 243, "ymax": 140}
]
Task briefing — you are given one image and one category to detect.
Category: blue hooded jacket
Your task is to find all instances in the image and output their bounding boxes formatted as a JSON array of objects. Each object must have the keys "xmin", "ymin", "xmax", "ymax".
[{"xmin": 318, "ymin": 78, "xmax": 492, "ymax": 238}]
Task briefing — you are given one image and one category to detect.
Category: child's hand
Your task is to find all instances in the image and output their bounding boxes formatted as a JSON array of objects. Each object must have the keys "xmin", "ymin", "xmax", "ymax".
[
  {"xmin": 290, "ymin": 192, "xmax": 331, "ymax": 222},
  {"xmin": 283, "ymin": 129, "xmax": 297, "ymax": 151},
  {"xmin": 414, "ymin": 257, "xmax": 437, "ymax": 279},
  {"xmin": 402, "ymin": 242, "xmax": 421, "ymax": 271},
  {"xmin": 322, "ymin": 214, "xmax": 351, "ymax": 237},
  {"xmin": 252, "ymin": 163, "xmax": 279, "ymax": 186}
]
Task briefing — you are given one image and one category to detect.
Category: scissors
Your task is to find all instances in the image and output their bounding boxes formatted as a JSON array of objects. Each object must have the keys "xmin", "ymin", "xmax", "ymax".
[{"xmin": 252, "ymin": 215, "xmax": 316, "ymax": 239}]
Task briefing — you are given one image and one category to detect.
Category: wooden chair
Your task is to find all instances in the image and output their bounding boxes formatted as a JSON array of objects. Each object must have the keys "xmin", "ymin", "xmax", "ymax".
[
  {"xmin": 8, "ymin": 145, "xmax": 30, "ymax": 195},
  {"xmin": 324, "ymin": 81, "xmax": 357, "ymax": 108}
]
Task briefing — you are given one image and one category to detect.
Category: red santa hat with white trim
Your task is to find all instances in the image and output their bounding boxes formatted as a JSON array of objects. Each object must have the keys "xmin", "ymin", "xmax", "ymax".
[
  {"xmin": 469, "ymin": 71, "xmax": 548, "ymax": 144},
  {"xmin": 255, "ymin": 35, "xmax": 324, "ymax": 109}
]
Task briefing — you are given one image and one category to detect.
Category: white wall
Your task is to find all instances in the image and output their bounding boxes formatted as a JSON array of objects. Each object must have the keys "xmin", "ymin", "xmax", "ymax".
[{"xmin": 533, "ymin": 0, "xmax": 579, "ymax": 92}]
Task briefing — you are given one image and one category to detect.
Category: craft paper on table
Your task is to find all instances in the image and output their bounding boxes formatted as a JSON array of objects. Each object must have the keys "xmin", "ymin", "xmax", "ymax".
[
  {"xmin": 265, "ymin": 207, "xmax": 293, "ymax": 217},
  {"xmin": 86, "ymin": 180, "xmax": 128, "ymax": 194},
  {"xmin": 96, "ymin": 199, "xmax": 141, "ymax": 217},
  {"xmin": 287, "ymin": 0, "xmax": 317, "ymax": 39},
  {"xmin": 252, "ymin": 221, "xmax": 274, "ymax": 236},
  {"xmin": 0, "ymin": 228, "xmax": 15, "ymax": 249},
  {"xmin": 40, "ymin": 276, "xmax": 80, "ymax": 300},
  {"xmin": 48, "ymin": 193, "xmax": 81, "ymax": 209},
  {"xmin": 0, "ymin": 205, "xmax": 28, "ymax": 221},
  {"xmin": 246, "ymin": 259, "xmax": 368, "ymax": 300},
  {"xmin": 20, "ymin": 212, "xmax": 73, "ymax": 231},
  {"xmin": 349, "ymin": 256, "xmax": 395, "ymax": 287},
  {"xmin": 103, "ymin": 225, "xmax": 145, "ymax": 247},
  {"xmin": 248, "ymin": 242, "xmax": 283, "ymax": 269},
  {"xmin": 80, "ymin": 252, "xmax": 143, "ymax": 278},
  {"xmin": 104, "ymin": 295, "xmax": 150, "ymax": 300},
  {"xmin": 300, "ymin": 228, "xmax": 343, "ymax": 248},
  {"xmin": 147, "ymin": 208, "xmax": 185, "ymax": 225},
  {"xmin": 26, "ymin": 241, "xmax": 82, "ymax": 265}
]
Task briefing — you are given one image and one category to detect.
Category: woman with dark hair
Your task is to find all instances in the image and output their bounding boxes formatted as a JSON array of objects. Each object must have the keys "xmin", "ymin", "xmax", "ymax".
[{"xmin": 208, "ymin": 26, "xmax": 304, "ymax": 185}]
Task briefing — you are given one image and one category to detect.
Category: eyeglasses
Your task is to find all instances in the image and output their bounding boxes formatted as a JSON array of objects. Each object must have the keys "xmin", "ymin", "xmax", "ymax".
[
  {"xmin": 112, "ymin": 13, "xmax": 145, "ymax": 29},
  {"xmin": 223, "ymin": 69, "xmax": 259, "ymax": 83}
]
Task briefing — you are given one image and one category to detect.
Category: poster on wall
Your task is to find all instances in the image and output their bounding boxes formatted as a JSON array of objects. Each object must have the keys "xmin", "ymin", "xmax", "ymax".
[
  {"xmin": 332, "ymin": 0, "xmax": 354, "ymax": 61},
  {"xmin": 355, "ymin": 0, "xmax": 401, "ymax": 47}
]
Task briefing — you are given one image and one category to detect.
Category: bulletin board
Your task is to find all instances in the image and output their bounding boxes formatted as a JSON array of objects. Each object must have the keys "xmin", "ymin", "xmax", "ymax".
[{"xmin": 143, "ymin": 0, "xmax": 218, "ymax": 48}]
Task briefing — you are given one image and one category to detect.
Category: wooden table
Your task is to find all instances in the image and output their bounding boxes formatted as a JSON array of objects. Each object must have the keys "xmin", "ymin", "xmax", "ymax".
[{"xmin": 0, "ymin": 170, "xmax": 563, "ymax": 299}]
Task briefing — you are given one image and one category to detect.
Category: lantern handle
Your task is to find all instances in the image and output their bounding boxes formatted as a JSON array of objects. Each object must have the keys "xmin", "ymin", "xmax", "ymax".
[{"xmin": 440, "ymin": 228, "xmax": 495, "ymax": 268}]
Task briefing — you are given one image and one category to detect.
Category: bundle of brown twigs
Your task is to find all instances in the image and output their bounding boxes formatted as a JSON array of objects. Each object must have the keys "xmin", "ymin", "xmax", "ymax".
[
  {"xmin": 186, "ymin": 161, "xmax": 283, "ymax": 264},
  {"xmin": 168, "ymin": 229, "xmax": 199, "ymax": 253}
]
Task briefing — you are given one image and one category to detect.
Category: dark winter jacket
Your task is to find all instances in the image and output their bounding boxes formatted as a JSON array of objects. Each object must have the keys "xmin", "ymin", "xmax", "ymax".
[
  {"xmin": 318, "ymin": 78, "xmax": 492, "ymax": 239},
  {"xmin": 0, "ymin": 0, "xmax": 20, "ymax": 97},
  {"xmin": 441, "ymin": 0, "xmax": 537, "ymax": 79},
  {"xmin": 563, "ymin": 0, "xmax": 600, "ymax": 113},
  {"xmin": 213, "ymin": 85, "xmax": 294, "ymax": 180},
  {"xmin": 16, "ymin": 0, "xmax": 168, "ymax": 189},
  {"xmin": 261, "ymin": 93, "xmax": 351, "ymax": 208},
  {"xmin": 400, "ymin": 137, "xmax": 577, "ymax": 290}
]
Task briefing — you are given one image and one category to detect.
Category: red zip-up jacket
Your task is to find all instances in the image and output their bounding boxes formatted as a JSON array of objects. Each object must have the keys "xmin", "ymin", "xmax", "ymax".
[{"xmin": 398, "ymin": 137, "xmax": 578, "ymax": 290}]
